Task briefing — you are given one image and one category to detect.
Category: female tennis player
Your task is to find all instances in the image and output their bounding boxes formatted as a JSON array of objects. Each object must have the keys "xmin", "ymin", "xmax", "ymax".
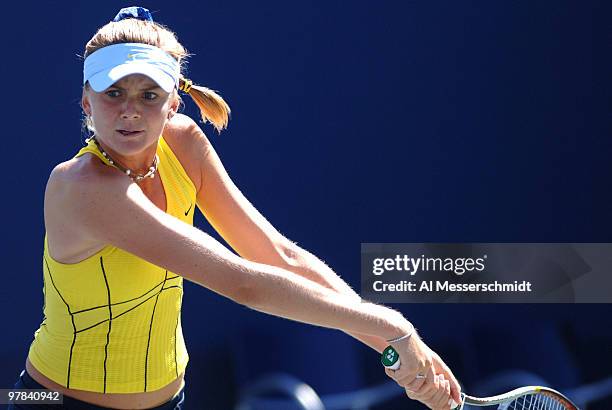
[{"xmin": 11, "ymin": 7, "xmax": 461, "ymax": 410}]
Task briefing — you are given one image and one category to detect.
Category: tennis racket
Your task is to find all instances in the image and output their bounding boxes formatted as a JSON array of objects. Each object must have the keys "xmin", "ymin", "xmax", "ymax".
[{"xmin": 381, "ymin": 346, "xmax": 580, "ymax": 409}]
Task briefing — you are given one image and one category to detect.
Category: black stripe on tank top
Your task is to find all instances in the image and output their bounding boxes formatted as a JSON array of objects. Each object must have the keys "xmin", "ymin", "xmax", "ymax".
[
  {"xmin": 100, "ymin": 257, "xmax": 112, "ymax": 393},
  {"xmin": 144, "ymin": 270, "xmax": 168, "ymax": 391},
  {"xmin": 44, "ymin": 256, "xmax": 77, "ymax": 388},
  {"xmin": 71, "ymin": 275, "xmax": 180, "ymax": 315},
  {"xmin": 174, "ymin": 287, "xmax": 183, "ymax": 378},
  {"xmin": 42, "ymin": 267, "xmax": 46, "ymax": 313},
  {"xmin": 74, "ymin": 285, "xmax": 182, "ymax": 335}
]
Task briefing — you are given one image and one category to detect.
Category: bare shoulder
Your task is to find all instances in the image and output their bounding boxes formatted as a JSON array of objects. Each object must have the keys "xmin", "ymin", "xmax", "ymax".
[
  {"xmin": 50, "ymin": 152, "xmax": 113, "ymax": 180},
  {"xmin": 45, "ymin": 154, "xmax": 131, "ymax": 262},
  {"xmin": 45, "ymin": 151, "xmax": 180, "ymax": 260},
  {"xmin": 163, "ymin": 113, "xmax": 214, "ymax": 193},
  {"xmin": 46, "ymin": 153, "xmax": 127, "ymax": 201}
]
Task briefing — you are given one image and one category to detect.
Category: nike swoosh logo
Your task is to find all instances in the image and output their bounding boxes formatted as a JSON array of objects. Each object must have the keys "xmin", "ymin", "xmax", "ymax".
[{"xmin": 184, "ymin": 203, "xmax": 193, "ymax": 216}]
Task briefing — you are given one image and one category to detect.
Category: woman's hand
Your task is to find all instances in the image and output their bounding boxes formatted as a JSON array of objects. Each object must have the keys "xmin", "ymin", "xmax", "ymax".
[
  {"xmin": 384, "ymin": 333, "xmax": 461, "ymax": 409},
  {"xmin": 403, "ymin": 369, "xmax": 454, "ymax": 410}
]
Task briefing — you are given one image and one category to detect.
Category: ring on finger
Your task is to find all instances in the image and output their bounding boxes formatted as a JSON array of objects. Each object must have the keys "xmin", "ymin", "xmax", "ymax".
[{"xmin": 415, "ymin": 373, "xmax": 426, "ymax": 379}]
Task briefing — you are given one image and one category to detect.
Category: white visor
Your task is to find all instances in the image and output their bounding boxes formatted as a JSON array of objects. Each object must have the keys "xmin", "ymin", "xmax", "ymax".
[{"xmin": 83, "ymin": 43, "xmax": 180, "ymax": 93}]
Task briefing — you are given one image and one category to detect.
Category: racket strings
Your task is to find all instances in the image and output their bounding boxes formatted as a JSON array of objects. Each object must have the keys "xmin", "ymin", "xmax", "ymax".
[{"xmin": 503, "ymin": 393, "xmax": 569, "ymax": 410}]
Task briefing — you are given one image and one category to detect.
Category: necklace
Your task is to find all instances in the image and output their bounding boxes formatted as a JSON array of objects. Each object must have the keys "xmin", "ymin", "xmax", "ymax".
[{"xmin": 87, "ymin": 136, "xmax": 159, "ymax": 183}]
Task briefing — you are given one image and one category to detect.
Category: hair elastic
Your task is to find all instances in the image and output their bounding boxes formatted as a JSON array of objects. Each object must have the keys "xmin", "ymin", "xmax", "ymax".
[{"xmin": 179, "ymin": 78, "xmax": 193, "ymax": 94}]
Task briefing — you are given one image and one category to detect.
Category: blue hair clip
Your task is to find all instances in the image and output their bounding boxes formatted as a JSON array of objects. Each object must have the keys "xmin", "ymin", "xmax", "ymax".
[{"xmin": 112, "ymin": 6, "xmax": 154, "ymax": 22}]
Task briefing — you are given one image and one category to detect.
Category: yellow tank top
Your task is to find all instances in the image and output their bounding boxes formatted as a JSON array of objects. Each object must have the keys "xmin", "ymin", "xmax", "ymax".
[{"xmin": 28, "ymin": 136, "xmax": 195, "ymax": 393}]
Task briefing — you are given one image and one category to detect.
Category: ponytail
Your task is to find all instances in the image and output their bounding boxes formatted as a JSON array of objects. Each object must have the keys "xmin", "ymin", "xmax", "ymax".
[{"xmin": 179, "ymin": 77, "xmax": 230, "ymax": 133}]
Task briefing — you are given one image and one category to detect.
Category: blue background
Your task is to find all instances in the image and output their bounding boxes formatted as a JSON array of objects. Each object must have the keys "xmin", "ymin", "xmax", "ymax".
[{"xmin": 1, "ymin": 1, "xmax": 610, "ymax": 409}]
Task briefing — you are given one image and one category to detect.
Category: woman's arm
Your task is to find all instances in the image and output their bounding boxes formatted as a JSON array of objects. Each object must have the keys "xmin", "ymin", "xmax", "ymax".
[
  {"xmin": 48, "ymin": 162, "xmax": 410, "ymax": 342},
  {"xmin": 275, "ymin": 245, "xmax": 391, "ymax": 353}
]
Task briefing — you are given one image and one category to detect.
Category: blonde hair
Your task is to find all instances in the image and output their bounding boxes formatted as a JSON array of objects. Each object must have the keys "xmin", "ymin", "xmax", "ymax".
[{"xmin": 83, "ymin": 19, "xmax": 230, "ymax": 132}]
